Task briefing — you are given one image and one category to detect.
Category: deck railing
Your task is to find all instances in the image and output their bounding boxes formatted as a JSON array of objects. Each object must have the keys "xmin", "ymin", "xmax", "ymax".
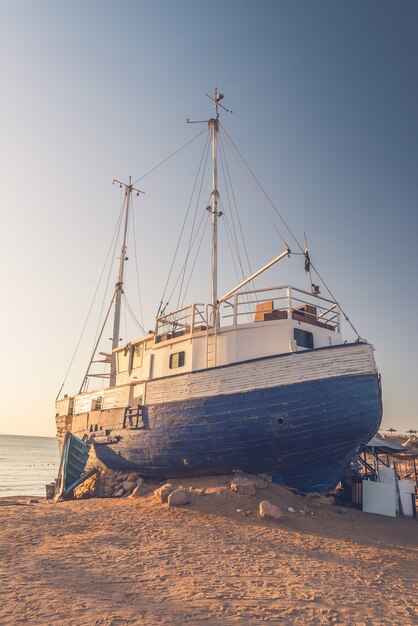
[
  {"xmin": 219, "ymin": 285, "xmax": 341, "ymax": 333},
  {"xmin": 154, "ymin": 286, "xmax": 341, "ymax": 342}
]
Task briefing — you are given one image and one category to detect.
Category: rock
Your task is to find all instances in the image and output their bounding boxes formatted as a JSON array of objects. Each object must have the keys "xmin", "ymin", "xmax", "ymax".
[
  {"xmin": 122, "ymin": 481, "xmax": 137, "ymax": 492},
  {"xmin": 230, "ymin": 478, "xmax": 256, "ymax": 496},
  {"xmin": 154, "ymin": 483, "xmax": 175, "ymax": 503},
  {"xmin": 129, "ymin": 484, "xmax": 145, "ymax": 498},
  {"xmin": 287, "ymin": 507, "xmax": 295, "ymax": 513},
  {"xmin": 113, "ymin": 488, "xmax": 125, "ymax": 497},
  {"xmin": 168, "ymin": 488, "xmax": 190, "ymax": 507},
  {"xmin": 259, "ymin": 500, "xmax": 283, "ymax": 521},
  {"xmin": 27, "ymin": 498, "xmax": 39, "ymax": 504},
  {"xmin": 136, "ymin": 477, "xmax": 144, "ymax": 487}
]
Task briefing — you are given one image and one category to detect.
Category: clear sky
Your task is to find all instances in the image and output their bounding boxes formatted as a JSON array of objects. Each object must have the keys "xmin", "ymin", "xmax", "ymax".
[{"xmin": 0, "ymin": 0, "xmax": 417, "ymax": 436}]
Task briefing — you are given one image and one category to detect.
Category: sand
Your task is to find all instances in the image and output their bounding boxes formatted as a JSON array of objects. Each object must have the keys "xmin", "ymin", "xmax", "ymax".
[{"xmin": 1, "ymin": 475, "xmax": 417, "ymax": 625}]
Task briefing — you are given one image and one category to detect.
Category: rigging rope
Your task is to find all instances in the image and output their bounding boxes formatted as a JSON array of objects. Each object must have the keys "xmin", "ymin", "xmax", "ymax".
[
  {"xmin": 123, "ymin": 293, "xmax": 147, "ymax": 334},
  {"xmin": 219, "ymin": 126, "xmax": 290, "ymax": 250},
  {"xmin": 131, "ymin": 198, "xmax": 145, "ymax": 331},
  {"xmin": 166, "ymin": 207, "xmax": 208, "ymax": 307},
  {"xmin": 91, "ymin": 197, "xmax": 125, "ymax": 350},
  {"xmin": 157, "ymin": 129, "xmax": 210, "ymax": 316},
  {"xmin": 56, "ymin": 197, "xmax": 126, "ymax": 400},
  {"xmin": 132, "ymin": 127, "xmax": 207, "ymax": 186},
  {"xmin": 176, "ymin": 135, "xmax": 211, "ymax": 309},
  {"xmin": 180, "ymin": 213, "xmax": 211, "ymax": 309},
  {"xmin": 220, "ymin": 124, "xmax": 364, "ymax": 340}
]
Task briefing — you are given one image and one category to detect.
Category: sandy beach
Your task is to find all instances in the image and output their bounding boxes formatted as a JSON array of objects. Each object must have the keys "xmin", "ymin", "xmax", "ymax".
[{"xmin": 1, "ymin": 476, "xmax": 417, "ymax": 625}]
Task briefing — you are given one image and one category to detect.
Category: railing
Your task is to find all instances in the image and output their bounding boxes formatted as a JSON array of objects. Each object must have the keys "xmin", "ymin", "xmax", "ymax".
[
  {"xmin": 154, "ymin": 286, "xmax": 341, "ymax": 343},
  {"xmin": 218, "ymin": 285, "xmax": 341, "ymax": 333},
  {"xmin": 155, "ymin": 303, "xmax": 208, "ymax": 342}
]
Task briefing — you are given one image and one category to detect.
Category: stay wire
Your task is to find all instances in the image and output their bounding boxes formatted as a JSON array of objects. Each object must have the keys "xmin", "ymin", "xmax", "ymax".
[
  {"xmin": 131, "ymin": 198, "xmax": 145, "ymax": 331},
  {"xmin": 180, "ymin": 213, "xmax": 211, "ymax": 309},
  {"xmin": 167, "ymin": 207, "xmax": 208, "ymax": 306},
  {"xmin": 123, "ymin": 293, "xmax": 147, "ymax": 334},
  {"xmin": 219, "ymin": 132, "xmax": 254, "ymax": 281},
  {"xmin": 56, "ymin": 197, "xmax": 126, "ymax": 400},
  {"xmin": 158, "ymin": 129, "xmax": 210, "ymax": 315},
  {"xmin": 220, "ymin": 124, "xmax": 363, "ymax": 339},
  {"xmin": 92, "ymin": 196, "xmax": 126, "ymax": 350},
  {"xmin": 176, "ymin": 134, "xmax": 211, "ymax": 309},
  {"xmin": 132, "ymin": 127, "xmax": 207, "ymax": 186},
  {"xmin": 219, "ymin": 126, "xmax": 289, "ymax": 249}
]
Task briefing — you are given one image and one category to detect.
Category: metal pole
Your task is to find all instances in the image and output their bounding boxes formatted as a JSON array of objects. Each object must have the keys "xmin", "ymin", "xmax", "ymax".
[
  {"xmin": 110, "ymin": 178, "xmax": 132, "ymax": 386},
  {"xmin": 210, "ymin": 110, "xmax": 219, "ymax": 326}
]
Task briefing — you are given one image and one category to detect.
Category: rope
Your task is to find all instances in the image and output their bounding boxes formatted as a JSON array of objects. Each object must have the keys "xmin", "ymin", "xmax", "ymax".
[
  {"xmin": 176, "ymin": 135, "xmax": 211, "ymax": 309},
  {"xmin": 132, "ymin": 127, "xmax": 207, "ymax": 186},
  {"xmin": 180, "ymin": 213, "xmax": 211, "ymax": 308},
  {"xmin": 220, "ymin": 124, "xmax": 364, "ymax": 340},
  {"xmin": 219, "ymin": 126, "xmax": 289, "ymax": 249},
  {"xmin": 56, "ymin": 197, "xmax": 125, "ymax": 400},
  {"xmin": 157, "ymin": 129, "xmax": 210, "ymax": 316},
  {"xmin": 123, "ymin": 293, "xmax": 147, "ymax": 334},
  {"xmin": 131, "ymin": 198, "xmax": 145, "ymax": 330}
]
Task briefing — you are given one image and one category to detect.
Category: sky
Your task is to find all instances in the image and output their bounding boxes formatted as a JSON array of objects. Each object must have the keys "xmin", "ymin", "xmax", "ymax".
[{"xmin": 0, "ymin": 0, "xmax": 417, "ymax": 436}]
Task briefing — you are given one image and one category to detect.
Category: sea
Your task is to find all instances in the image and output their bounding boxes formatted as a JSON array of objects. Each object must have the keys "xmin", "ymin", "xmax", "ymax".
[{"xmin": 0, "ymin": 434, "xmax": 60, "ymax": 497}]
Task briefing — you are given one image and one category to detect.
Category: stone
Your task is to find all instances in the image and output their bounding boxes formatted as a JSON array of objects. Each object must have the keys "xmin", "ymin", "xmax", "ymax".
[
  {"xmin": 122, "ymin": 481, "xmax": 137, "ymax": 492},
  {"xmin": 259, "ymin": 500, "xmax": 283, "ymax": 521},
  {"xmin": 168, "ymin": 488, "xmax": 190, "ymax": 507},
  {"xmin": 136, "ymin": 477, "xmax": 144, "ymax": 486},
  {"xmin": 287, "ymin": 507, "xmax": 295, "ymax": 513},
  {"xmin": 113, "ymin": 488, "xmax": 125, "ymax": 497},
  {"xmin": 230, "ymin": 478, "xmax": 256, "ymax": 496},
  {"xmin": 129, "ymin": 485, "xmax": 145, "ymax": 498},
  {"xmin": 27, "ymin": 498, "xmax": 39, "ymax": 504},
  {"xmin": 154, "ymin": 483, "xmax": 175, "ymax": 503}
]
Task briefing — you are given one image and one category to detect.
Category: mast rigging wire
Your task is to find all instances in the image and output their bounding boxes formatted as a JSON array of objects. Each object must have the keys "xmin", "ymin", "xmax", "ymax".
[
  {"xmin": 56, "ymin": 197, "xmax": 126, "ymax": 400},
  {"xmin": 131, "ymin": 198, "xmax": 145, "ymax": 331},
  {"xmin": 132, "ymin": 127, "xmax": 207, "ymax": 186},
  {"xmin": 176, "ymin": 135, "xmax": 211, "ymax": 309},
  {"xmin": 123, "ymin": 293, "xmax": 147, "ymax": 334},
  {"xmin": 157, "ymin": 129, "xmax": 211, "ymax": 316},
  {"xmin": 220, "ymin": 124, "xmax": 363, "ymax": 340},
  {"xmin": 91, "ymin": 197, "xmax": 126, "ymax": 350}
]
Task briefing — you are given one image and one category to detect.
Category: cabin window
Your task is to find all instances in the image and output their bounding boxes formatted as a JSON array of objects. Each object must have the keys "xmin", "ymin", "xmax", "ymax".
[
  {"xmin": 132, "ymin": 344, "xmax": 143, "ymax": 368},
  {"xmin": 294, "ymin": 328, "xmax": 314, "ymax": 349},
  {"xmin": 169, "ymin": 351, "xmax": 185, "ymax": 369},
  {"xmin": 117, "ymin": 349, "xmax": 130, "ymax": 373}
]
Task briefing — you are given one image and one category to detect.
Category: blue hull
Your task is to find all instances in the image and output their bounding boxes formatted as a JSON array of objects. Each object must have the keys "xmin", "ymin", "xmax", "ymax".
[{"xmin": 92, "ymin": 372, "xmax": 382, "ymax": 493}]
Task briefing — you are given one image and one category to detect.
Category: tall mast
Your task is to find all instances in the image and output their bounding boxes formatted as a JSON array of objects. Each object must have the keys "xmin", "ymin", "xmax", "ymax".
[
  {"xmin": 209, "ymin": 91, "xmax": 220, "ymax": 324},
  {"xmin": 186, "ymin": 88, "xmax": 231, "ymax": 326},
  {"xmin": 110, "ymin": 177, "xmax": 144, "ymax": 386}
]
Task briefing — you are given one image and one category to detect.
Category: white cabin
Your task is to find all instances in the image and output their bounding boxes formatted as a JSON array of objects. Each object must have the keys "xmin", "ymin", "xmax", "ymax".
[{"xmin": 114, "ymin": 284, "xmax": 342, "ymax": 386}]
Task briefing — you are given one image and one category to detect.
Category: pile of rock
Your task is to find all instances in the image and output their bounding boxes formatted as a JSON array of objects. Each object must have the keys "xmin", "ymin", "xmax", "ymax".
[{"xmin": 73, "ymin": 470, "xmax": 146, "ymax": 499}]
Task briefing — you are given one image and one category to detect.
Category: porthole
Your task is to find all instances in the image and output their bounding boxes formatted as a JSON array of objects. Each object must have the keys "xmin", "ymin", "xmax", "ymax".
[{"xmin": 277, "ymin": 418, "xmax": 284, "ymax": 426}]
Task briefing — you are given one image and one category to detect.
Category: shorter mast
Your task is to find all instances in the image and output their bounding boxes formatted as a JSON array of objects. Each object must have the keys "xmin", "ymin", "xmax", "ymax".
[{"xmin": 110, "ymin": 177, "xmax": 144, "ymax": 386}]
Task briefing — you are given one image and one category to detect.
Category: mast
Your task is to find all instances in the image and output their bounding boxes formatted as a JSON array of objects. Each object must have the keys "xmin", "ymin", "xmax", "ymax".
[
  {"xmin": 110, "ymin": 177, "xmax": 144, "ymax": 386},
  {"xmin": 209, "ymin": 94, "xmax": 219, "ymax": 324}
]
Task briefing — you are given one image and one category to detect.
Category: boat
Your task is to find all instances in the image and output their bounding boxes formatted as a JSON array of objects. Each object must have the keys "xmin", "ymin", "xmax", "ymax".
[{"xmin": 55, "ymin": 88, "xmax": 382, "ymax": 493}]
